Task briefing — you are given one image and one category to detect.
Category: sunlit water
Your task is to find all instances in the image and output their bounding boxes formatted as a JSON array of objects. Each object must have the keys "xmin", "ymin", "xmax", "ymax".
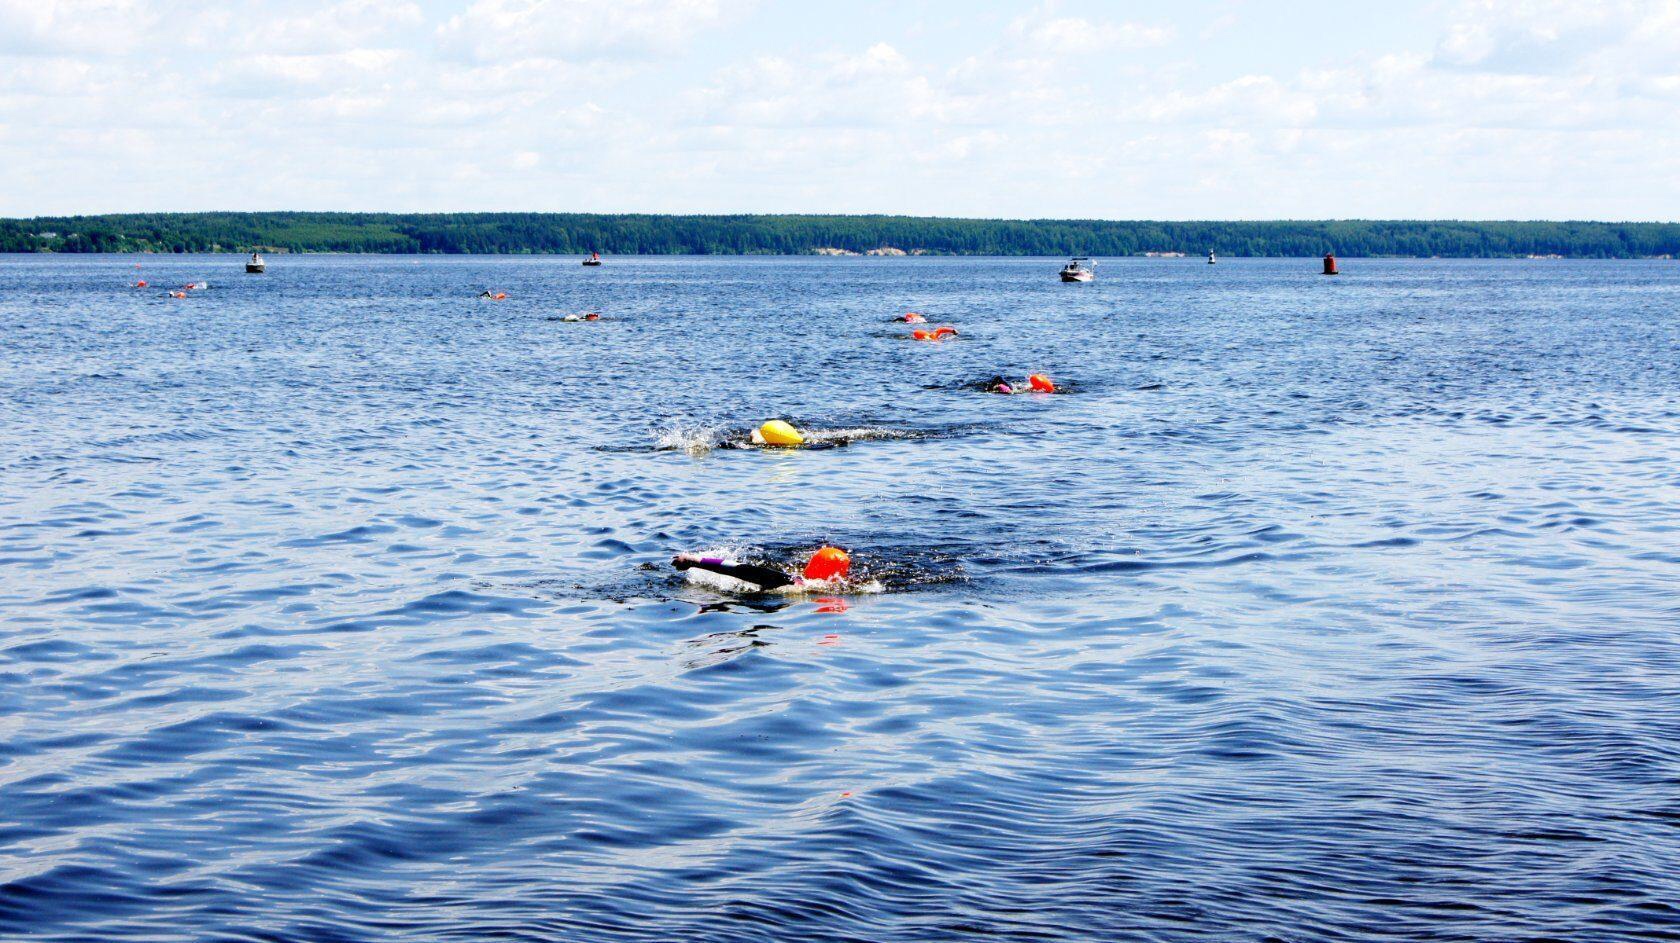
[{"xmin": 4, "ymin": 255, "xmax": 1680, "ymax": 941}]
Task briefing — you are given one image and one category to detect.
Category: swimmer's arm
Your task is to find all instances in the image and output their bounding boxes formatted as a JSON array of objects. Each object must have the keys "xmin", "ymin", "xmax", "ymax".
[{"xmin": 672, "ymin": 555, "xmax": 795, "ymax": 590}]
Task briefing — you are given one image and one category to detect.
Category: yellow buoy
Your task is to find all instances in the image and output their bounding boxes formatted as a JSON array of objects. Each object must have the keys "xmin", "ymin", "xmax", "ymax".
[{"xmin": 753, "ymin": 420, "xmax": 805, "ymax": 447}]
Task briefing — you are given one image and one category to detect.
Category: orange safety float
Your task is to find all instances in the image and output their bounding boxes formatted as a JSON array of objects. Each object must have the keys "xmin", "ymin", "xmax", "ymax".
[
  {"xmin": 1028, "ymin": 374, "xmax": 1055, "ymax": 393},
  {"xmin": 803, "ymin": 546, "xmax": 851, "ymax": 581}
]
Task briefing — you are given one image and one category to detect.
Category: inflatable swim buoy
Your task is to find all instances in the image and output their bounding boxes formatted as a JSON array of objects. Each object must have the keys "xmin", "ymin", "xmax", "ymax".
[
  {"xmin": 753, "ymin": 420, "xmax": 805, "ymax": 447},
  {"xmin": 899, "ymin": 312, "xmax": 926, "ymax": 323},
  {"xmin": 134, "ymin": 280, "xmax": 147, "ymax": 288},
  {"xmin": 168, "ymin": 291, "xmax": 186, "ymax": 298},
  {"xmin": 803, "ymin": 546, "xmax": 851, "ymax": 581},
  {"xmin": 912, "ymin": 328, "xmax": 933, "ymax": 341},
  {"xmin": 1028, "ymin": 374, "xmax": 1055, "ymax": 393}
]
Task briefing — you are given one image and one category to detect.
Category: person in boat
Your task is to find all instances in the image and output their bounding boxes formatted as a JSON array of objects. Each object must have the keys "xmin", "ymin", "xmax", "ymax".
[{"xmin": 673, "ymin": 547, "xmax": 850, "ymax": 593}]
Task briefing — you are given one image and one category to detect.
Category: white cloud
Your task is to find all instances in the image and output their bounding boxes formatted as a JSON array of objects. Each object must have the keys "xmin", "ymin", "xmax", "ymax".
[
  {"xmin": 0, "ymin": 1, "xmax": 1676, "ymax": 218},
  {"xmin": 0, "ymin": 0, "xmax": 156, "ymax": 56},
  {"xmin": 435, "ymin": 0, "xmax": 745, "ymax": 62}
]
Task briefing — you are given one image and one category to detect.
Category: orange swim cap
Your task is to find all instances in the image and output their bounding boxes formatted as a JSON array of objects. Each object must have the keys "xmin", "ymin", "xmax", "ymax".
[
  {"xmin": 804, "ymin": 546, "xmax": 851, "ymax": 581},
  {"xmin": 1028, "ymin": 374, "xmax": 1055, "ymax": 393}
]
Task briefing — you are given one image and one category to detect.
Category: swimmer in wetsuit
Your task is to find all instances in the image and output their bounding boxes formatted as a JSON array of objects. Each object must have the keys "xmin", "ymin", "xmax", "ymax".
[{"xmin": 673, "ymin": 546, "xmax": 850, "ymax": 592}]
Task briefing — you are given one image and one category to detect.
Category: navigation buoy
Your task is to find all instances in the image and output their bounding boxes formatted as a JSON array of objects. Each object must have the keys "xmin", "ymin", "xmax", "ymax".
[
  {"xmin": 753, "ymin": 420, "xmax": 805, "ymax": 447},
  {"xmin": 1028, "ymin": 374, "xmax": 1055, "ymax": 393},
  {"xmin": 803, "ymin": 546, "xmax": 851, "ymax": 581},
  {"xmin": 1322, "ymin": 253, "xmax": 1339, "ymax": 276}
]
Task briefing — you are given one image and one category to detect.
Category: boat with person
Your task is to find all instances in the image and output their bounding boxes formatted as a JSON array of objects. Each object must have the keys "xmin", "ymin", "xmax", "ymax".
[
  {"xmin": 1059, "ymin": 257, "xmax": 1094, "ymax": 282},
  {"xmin": 246, "ymin": 252, "xmax": 265, "ymax": 274},
  {"xmin": 582, "ymin": 251, "xmax": 603, "ymax": 267}
]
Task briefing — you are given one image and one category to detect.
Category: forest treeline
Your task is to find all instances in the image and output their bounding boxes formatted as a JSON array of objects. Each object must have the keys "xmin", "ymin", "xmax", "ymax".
[{"xmin": 2, "ymin": 212, "xmax": 1677, "ymax": 258}]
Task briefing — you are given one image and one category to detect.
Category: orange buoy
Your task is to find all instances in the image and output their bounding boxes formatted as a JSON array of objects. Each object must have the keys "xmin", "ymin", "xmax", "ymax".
[
  {"xmin": 1028, "ymin": 374, "xmax": 1055, "ymax": 393},
  {"xmin": 1322, "ymin": 253, "xmax": 1339, "ymax": 276},
  {"xmin": 912, "ymin": 328, "xmax": 933, "ymax": 341},
  {"xmin": 803, "ymin": 546, "xmax": 851, "ymax": 581},
  {"xmin": 134, "ymin": 280, "xmax": 147, "ymax": 288}
]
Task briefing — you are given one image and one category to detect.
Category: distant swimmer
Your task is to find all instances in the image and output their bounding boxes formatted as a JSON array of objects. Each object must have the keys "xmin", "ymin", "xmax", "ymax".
[
  {"xmin": 478, "ymin": 290, "xmax": 507, "ymax": 300},
  {"xmin": 560, "ymin": 312, "xmax": 602, "ymax": 322},
  {"xmin": 984, "ymin": 373, "xmax": 1056, "ymax": 394},
  {"xmin": 896, "ymin": 312, "xmax": 927, "ymax": 323},
  {"xmin": 912, "ymin": 325, "xmax": 958, "ymax": 341},
  {"xmin": 673, "ymin": 546, "xmax": 850, "ymax": 593}
]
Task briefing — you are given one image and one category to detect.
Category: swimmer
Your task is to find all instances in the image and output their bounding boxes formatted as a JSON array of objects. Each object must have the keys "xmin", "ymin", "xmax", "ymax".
[
  {"xmin": 673, "ymin": 546, "xmax": 850, "ymax": 593},
  {"xmin": 983, "ymin": 373, "xmax": 1055, "ymax": 394},
  {"xmin": 560, "ymin": 311, "xmax": 602, "ymax": 322},
  {"xmin": 896, "ymin": 312, "xmax": 927, "ymax": 323}
]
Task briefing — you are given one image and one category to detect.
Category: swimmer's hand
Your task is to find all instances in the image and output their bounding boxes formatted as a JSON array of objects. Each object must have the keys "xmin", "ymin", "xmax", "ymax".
[{"xmin": 672, "ymin": 553, "xmax": 698, "ymax": 570}]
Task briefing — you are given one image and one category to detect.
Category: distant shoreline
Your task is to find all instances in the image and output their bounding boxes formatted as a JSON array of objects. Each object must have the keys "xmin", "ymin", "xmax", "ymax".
[{"xmin": 3, "ymin": 212, "xmax": 1677, "ymax": 259}]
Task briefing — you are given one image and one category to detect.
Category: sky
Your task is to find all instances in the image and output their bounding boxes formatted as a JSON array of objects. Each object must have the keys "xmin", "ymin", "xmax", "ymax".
[{"xmin": 1, "ymin": 0, "xmax": 1678, "ymax": 220}]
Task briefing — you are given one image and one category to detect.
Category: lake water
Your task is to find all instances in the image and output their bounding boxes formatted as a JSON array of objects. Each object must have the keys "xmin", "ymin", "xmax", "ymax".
[{"xmin": 4, "ymin": 255, "xmax": 1680, "ymax": 941}]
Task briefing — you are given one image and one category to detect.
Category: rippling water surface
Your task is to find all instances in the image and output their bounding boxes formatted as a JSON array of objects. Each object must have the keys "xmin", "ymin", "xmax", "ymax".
[{"xmin": 4, "ymin": 255, "xmax": 1680, "ymax": 941}]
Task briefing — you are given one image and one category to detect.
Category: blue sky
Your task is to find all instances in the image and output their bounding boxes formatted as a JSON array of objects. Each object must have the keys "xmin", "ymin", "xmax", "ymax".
[{"xmin": 1, "ymin": 1, "xmax": 1677, "ymax": 219}]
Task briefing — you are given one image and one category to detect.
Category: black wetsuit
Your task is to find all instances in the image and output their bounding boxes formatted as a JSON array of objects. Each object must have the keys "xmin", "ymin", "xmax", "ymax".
[{"xmin": 673, "ymin": 556, "xmax": 795, "ymax": 591}]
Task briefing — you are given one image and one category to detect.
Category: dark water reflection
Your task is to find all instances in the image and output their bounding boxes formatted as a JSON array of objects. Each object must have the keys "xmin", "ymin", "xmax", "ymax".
[{"xmin": 3, "ymin": 255, "xmax": 1680, "ymax": 941}]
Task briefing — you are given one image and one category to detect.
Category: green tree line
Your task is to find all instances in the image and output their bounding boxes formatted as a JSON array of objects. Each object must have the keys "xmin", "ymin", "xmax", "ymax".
[{"xmin": 1, "ymin": 212, "xmax": 1677, "ymax": 257}]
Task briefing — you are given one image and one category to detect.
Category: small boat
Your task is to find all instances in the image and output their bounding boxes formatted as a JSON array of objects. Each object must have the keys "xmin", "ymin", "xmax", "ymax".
[
  {"xmin": 1208, "ymin": 251, "xmax": 1217, "ymax": 265},
  {"xmin": 582, "ymin": 251, "xmax": 603, "ymax": 267},
  {"xmin": 246, "ymin": 252, "xmax": 265, "ymax": 274},
  {"xmin": 1059, "ymin": 257, "xmax": 1094, "ymax": 282}
]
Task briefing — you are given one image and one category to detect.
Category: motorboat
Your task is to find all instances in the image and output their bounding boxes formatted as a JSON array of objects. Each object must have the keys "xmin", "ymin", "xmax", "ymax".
[
  {"xmin": 582, "ymin": 251, "xmax": 603, "ymax": 267},
  {"xmin": 246, "ymin": 252, "xmax": 265, "ymax": 274},
  {"xmin": 1059, "ymin": 257, "xmax": 1094, "ymax": 282}
]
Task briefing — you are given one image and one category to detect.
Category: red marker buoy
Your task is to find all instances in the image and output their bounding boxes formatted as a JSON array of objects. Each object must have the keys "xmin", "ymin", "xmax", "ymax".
[{"xmin": 1322, "ymin": 253, "xmax": 1339, "ymax": 276}]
